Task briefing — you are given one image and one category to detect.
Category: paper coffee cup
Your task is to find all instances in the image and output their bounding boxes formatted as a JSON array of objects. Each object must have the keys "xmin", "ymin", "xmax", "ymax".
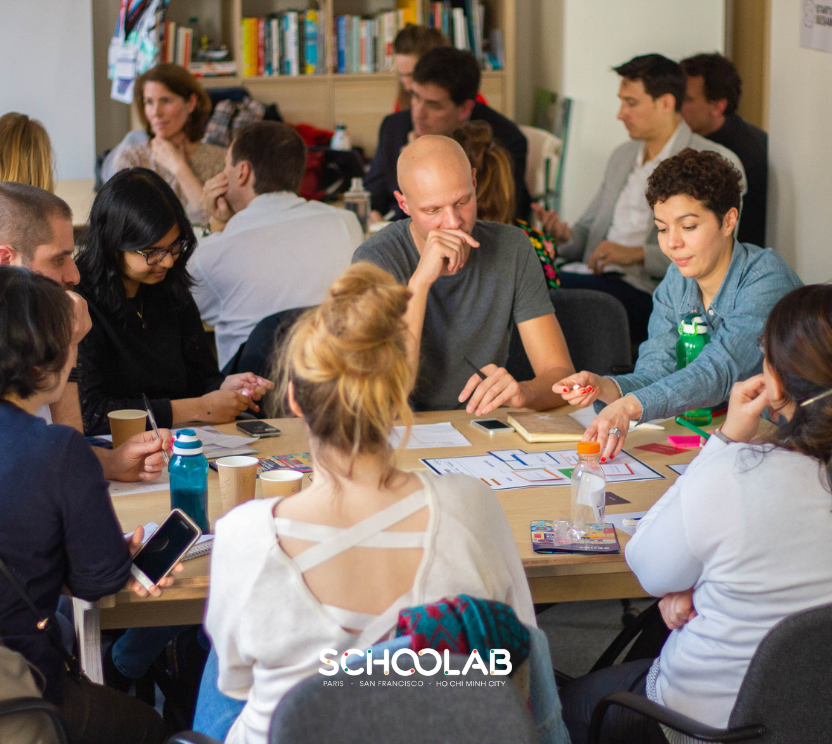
[
  {"xmin": 217, "ymin": 456, "xmax": 259, "ymax": 512},
  {"xmin": 108, "ymin": 409, "xmax": 147, "ymax": 449},
  {"xmin": 259, "ymin": 470, "xmax": 304, "ymax": 498}
]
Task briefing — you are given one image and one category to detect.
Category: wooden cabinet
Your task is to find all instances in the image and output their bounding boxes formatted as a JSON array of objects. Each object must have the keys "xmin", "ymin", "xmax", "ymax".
[{"xmin": 162, "ymin": 0, "xmax": 516, "ymax": 155}]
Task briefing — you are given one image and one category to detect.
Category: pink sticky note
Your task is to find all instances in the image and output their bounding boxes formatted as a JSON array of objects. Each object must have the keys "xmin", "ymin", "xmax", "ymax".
[{"xmin": 667, "ymin": 435, "xmax": 704, "ymax": 449}]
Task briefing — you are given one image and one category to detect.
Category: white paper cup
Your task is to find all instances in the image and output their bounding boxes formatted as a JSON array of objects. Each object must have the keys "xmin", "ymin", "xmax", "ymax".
[
  {"xmin": 216, "ymin": 455, "xmax": 259, "ymax": 512},
  {"xmin": 108, "ymin": 409, "xmax": 147, "ymax": 449},
  {"xmin": 259, "ymin": 470, "xmax": 304, "ymax": 498}
]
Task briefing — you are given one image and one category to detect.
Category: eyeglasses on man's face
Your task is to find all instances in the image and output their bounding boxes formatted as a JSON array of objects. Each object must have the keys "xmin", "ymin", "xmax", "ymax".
[{"xmin": 131, "ymin": 241, "xmax": 184, "ymax": 266}]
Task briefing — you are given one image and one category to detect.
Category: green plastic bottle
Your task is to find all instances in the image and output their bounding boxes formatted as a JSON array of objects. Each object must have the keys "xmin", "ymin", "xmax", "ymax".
[{"xmin": 676, "ymin": 313, "xmax": 712, "ymax": 425}]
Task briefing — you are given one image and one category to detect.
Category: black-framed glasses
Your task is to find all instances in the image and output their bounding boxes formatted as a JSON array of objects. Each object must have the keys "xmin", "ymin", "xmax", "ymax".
[{"xmin": 131, "ymin": 241, "xmax": 183, "ymax": 266}]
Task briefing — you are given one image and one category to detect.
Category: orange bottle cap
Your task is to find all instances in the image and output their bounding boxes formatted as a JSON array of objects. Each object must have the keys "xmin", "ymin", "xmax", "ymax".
[{"xmin": 576, "ymin": 441, "xmax": 601, "ymax": 455}]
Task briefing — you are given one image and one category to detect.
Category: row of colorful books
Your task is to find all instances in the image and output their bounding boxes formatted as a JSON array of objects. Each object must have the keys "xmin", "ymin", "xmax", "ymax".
[
  {"xmin": 160, "ymin": 20, "xmax": 193, "ymax": 70},
  {"xmin": 241, "ymin": 11, "xmax": 326, "ymax": 77}
]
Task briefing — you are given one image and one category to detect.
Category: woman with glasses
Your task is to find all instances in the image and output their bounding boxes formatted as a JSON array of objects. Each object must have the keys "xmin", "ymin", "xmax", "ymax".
[
  {"xmin": 76, "ymin": 168, "xmax": 272, "ymax": 435},
  {"xmin": 559, "ymin": 284, "xmax": 832, "ymax": 743}
]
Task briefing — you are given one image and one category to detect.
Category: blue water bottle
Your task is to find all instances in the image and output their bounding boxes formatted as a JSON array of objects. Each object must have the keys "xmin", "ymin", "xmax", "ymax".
[{"xmin": 169, "ymin": 429, "xmax": 210, "ymax": 534}]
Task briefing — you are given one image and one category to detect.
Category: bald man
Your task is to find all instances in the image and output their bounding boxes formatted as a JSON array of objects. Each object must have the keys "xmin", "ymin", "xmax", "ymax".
[{"xmin": 353, "ymin": 135, "xmax": 573, "ymax": 413}]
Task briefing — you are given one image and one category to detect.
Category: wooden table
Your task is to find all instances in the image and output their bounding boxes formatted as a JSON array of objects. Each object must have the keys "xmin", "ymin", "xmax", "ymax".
[{"xmin": 75, "ymin": 407, "xmax": 704, "ymax": 680}]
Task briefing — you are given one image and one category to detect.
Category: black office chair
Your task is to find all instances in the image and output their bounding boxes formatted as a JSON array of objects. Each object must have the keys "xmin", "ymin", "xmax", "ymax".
[
  {"xmin": 588, "ymin": 601, "xmax": 832, "ymax": 743},
  {"xmin": 0, "ymin": 697, "xmax": 69, "ymax": 744},
  {"xmin": 221, "ymin": 306, "xmax": 313, "ymax": 379},
  {"xmin": 507, "ymin": 288, "xmax": 633, "ymax": 383},
  {"xmin": 167, "ymin": 655, "xmax": 537, "ymax": 744}
]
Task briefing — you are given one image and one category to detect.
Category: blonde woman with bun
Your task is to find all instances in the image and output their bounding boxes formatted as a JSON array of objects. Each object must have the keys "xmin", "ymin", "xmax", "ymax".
[
  {"xmin": 205, "ymin": 262, "xmax": 536, "ymax": 744},
  {"xmin": 452, "ymin": 120, "xmax": 561, "ymax": 289},
  {"xmin": 0, "ymin": 112, "xmax": 55, "ymax": 192}
]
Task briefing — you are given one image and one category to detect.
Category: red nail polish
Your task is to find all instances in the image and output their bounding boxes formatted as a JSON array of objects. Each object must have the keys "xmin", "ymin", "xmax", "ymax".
[
  {"xmin": 580, "ymin": 389, "xmax": 587, "ymax": 394},
  {"xmin": 562, "ymin": 388, "xmax": 568, "ymax": 393},
  {"xmin": 611, "ymin": 454, "xmax": 616, "ymax": 460},
  {"xmin": 600, "ymin": 456, "xmax": 606, "ymax": 463},
  {"xmin": 587, "ymin": 386, "xmax": 594, "ymax": 392}
]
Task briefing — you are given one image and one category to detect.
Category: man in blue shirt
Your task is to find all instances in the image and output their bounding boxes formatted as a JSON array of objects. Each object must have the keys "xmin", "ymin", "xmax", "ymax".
[{"xmin": 556, "ymin": 148, "xmax": 801, "ymax": 460}]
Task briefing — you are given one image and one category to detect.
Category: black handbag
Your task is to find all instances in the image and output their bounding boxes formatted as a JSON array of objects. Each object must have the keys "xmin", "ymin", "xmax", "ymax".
[{"xmin": 0, "ymin": 556, "xmax": 86, "ymax": 682}]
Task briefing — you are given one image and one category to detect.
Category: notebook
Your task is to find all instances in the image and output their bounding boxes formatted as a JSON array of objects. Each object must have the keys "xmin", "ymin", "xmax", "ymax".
[
  {"xmin": 507, "ymin": 412, "xmax": 585, "ymax": 443},
  {"xmin": 530, "ymin": 520, "xmax": 621, "ymax": 554}
]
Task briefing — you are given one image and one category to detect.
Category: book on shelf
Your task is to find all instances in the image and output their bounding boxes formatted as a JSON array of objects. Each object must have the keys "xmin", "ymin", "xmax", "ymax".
[
  {"xmin": 241, "ymin": 8, "xmax": 323, "ymax": 78},
  {"xmin": 175, "ymin": 27, "xmax": 192, "ymax": 70}
]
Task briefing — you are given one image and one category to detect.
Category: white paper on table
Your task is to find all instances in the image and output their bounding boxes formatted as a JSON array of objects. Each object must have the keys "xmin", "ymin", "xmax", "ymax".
[
  {"xmin": 601, "ymin": 463, "xmax": 634, "ymax": 476},
  {"xmin": 174, "ymin": 425, "xmax": 259, "ymax": 459},
  {"xmin": 606, "ymin": 510, "xmax": 649, "ymax": 537},
  {"xmin": 390, "ymin": 422, "xmax": 471, "ymax": 449},
  {"xmin": 669, "ymin": 463, "xmax": 689, "ymax": 476},
  {"xmin": 108, "ymin": 472, "xmax": 170, "ymax": 497}
]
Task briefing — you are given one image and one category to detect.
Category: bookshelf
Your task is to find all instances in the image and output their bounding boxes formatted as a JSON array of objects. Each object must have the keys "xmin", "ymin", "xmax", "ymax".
[{"xmin": 154, "ymin": 0, "xmax": 516, "ymax": 156}]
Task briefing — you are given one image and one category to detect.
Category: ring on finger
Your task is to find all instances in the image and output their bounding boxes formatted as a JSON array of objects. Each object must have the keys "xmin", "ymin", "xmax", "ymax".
[{"xmin": 609, "ymin": 426, "xmax": 622, "ymax": 438}]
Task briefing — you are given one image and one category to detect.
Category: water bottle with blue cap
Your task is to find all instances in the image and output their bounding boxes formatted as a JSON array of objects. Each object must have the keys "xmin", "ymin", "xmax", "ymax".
[{"xmin": 169, "ymin": 429, "xmax": 209, "ymax": 533}]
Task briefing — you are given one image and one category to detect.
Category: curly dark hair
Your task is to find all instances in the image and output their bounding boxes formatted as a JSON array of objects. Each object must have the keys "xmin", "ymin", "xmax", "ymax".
[
  {"xmin": 645, "ymin": 148, "xmax": 742, "ymax": 225},
  {"xmin": 681, "ymin": 53, "xmax": 742, "ymax": 117}
]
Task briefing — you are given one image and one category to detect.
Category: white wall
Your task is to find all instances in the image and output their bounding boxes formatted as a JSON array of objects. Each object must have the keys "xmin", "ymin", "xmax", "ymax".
[
  {"xmin": 767, "ymin": 0, "xmax": 832, "ymax": 280},
  {"xmin": 557, "ymin": 0, "xmax": 726, "ymax": 222},
  {"xmin": 0, "ymin": 0, "xmax": 95, "ymax": 180}
]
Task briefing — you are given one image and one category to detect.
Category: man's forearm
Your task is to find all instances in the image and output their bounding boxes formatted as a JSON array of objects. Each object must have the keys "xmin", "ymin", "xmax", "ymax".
[
  {"xmin": 403, "ymin": 279, "xmax": 429, "ymax": 381},
  {"xmin": 520, "ymin": 366, "xmax": 572, "ymax": 411}
]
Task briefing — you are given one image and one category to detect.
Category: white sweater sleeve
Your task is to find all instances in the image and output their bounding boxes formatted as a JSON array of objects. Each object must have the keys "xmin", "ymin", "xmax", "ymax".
[{"xmin": 625, "ymin": 437, "xmax": 730, "ymax": 596}]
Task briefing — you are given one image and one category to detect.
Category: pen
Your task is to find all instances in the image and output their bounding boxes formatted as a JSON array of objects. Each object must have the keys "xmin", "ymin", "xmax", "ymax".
[
  {"xmin": 674, "ymin": 416, "xmax": 710, "ymax": 440},
  {"xmin": 142, "ymin": 393, "xmax": 169, "ymax": 464},
  {"xmin": 463, "ymin": 356, "xmax": 485, "ymax": 381}
]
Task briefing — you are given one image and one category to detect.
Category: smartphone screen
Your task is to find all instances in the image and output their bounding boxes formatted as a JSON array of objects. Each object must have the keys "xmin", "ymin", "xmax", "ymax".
[
  {"xmin": 475, "ymin": 419, "xmax": 514, "ymax": 431},
  {"xmin": 236, "ymin": 421, "xmax": 280, "ymax": 436},
  {"xmin": 133, "ymin": 511, "xmax": 200, "ymax": 585}
]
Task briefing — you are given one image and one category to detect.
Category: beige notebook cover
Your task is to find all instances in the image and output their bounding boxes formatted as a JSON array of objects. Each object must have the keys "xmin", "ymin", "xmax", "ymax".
[{"xmin": 507, "ymin": 412, "xmax": 585, "ymax": 443}]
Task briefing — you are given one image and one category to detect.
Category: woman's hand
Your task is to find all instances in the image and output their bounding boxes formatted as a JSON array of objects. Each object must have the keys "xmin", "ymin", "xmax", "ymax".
[
  {"xmin": 150, "ymin": 137, "xmax": 188, "ymax": 176},
  {"xmin": 125, "ymin": 526, "xmax": 183, "ymax": 599},
  {"xmin": 554, "ymin": 371, "xmax": 604, "ymax": 408},
  {"xmin": 583, "ymin": 394, "xmax": 643, "ymax": 461},
  {"xmin": 659, "ymin": 589, "xmax": 697, "ymax": 631},
  {"xmin": 221, "ymin": 373, "xmax": 275, "ymax": 414},
  {"xmin": 103, "ymin": 429, "xmax": 172, "ymax": 483},
  {"xmin": 199, "ymin": 389, "xmax": 251, "ymax": 422},
  {"xmin": 720, "ymin": 375, "xmax": 770, "ymax": 443}
]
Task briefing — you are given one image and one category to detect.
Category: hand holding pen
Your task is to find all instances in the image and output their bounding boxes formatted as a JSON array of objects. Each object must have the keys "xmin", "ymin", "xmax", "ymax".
[
  {"xmin": 142, "ymin": 393, "xmax": 169, "ymax": 464},
  {"xmin": 458, "ymin": 356, "xmax": 526, "ymax": 416}
]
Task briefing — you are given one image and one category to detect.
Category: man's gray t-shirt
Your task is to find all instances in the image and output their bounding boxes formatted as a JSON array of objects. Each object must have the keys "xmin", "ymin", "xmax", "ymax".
[{"xmin": 352, "ymin": 219, "xmax": 554, "ymax": 410}]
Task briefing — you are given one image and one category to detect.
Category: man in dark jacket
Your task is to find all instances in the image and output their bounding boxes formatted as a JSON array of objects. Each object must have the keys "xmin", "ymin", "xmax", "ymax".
[{"xmin": 365, "ymin": 46, "xmax": 530, "ymax": 223}]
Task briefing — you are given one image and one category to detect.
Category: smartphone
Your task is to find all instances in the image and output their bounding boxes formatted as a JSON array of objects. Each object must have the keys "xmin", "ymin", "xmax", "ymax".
[
  {"xmin": 470, "ymin": 418, "xmax": 516, "ymax": 435},
  {"xmin": 236, "ymin": 421, "xmax": 281, "ymax": 438},
  {"xmin": 130, "ymin": 509, "xmax": 202, "ymax": 592}
]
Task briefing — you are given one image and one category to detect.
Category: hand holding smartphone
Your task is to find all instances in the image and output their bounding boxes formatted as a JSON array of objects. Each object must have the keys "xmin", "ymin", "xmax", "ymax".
[{"xmin": 129, "ymin": 509, "xmax": 201, "ymax": 593}]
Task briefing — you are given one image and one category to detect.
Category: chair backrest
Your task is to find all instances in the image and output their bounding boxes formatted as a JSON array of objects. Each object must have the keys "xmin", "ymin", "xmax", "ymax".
[
  {"xmin": 728, "ymin": 602, "xmax": 832, "ymax": 741},
  {"xmin": 226, "ymin": 306, "xmax": 313, "ymax": 379},
  {"xmin": 506, "ymin": 289, "xmax": 632, "ymax": 382},
  {"xmin": 270, "ymin": 653, "xmax": 537, "ymax": 744},
  {"xmin": 518, "ymin": 125, "xmax": 562, "ymax": 200}
]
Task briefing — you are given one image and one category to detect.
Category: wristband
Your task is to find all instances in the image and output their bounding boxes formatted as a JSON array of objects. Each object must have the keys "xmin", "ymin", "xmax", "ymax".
[
  {"xmin": 67, "ymin": 366, "xmax": 81, "ymax": 384},
  {"xmin": 713, "ymin": 427, "xmax": 734, "ymax": 444}
]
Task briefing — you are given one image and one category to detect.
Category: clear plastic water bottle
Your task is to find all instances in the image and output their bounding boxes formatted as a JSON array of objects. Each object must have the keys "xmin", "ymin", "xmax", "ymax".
[
  {"xmin": 343, "ymin": 178, "xmax": 371, "ymax": 235},
  {"xmin": 169, "ymin": 429, "xmax": 210, "ymax": 534},
  {"xmin": 676, "ymin": 313, "xmax": 712, "ymax": 425},
  {"xmin": 570, "ymin": 441, "xmax": 606, "ymax": 536},
  {"xmin": 330, "ymin": 122, "xmax": 351, "ymax": 151}
]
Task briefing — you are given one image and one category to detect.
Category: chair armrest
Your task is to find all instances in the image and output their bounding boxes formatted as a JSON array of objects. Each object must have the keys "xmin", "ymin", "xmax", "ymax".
[
  {"xmin": 0, "ymin": 697, "xmax": 69, "ymax": 744},
  {"xmin": 589, "ymin": 691, "xmax": 766, "ymax": 744},
  {"xmin": 166, "ymin": 733, "xmax": 224, "ymax": 744}
]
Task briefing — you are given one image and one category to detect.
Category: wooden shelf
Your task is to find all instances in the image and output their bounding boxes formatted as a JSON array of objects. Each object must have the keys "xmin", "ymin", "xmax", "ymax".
[{"xmin": 165, "ymin": 0, "xmax": 516, "ymax": 155}]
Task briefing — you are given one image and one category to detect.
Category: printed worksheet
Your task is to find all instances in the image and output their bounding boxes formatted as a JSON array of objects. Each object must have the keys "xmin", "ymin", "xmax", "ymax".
[{"xmin": 421, "ymin": 449, "xmax": 664, "ymax": 491}]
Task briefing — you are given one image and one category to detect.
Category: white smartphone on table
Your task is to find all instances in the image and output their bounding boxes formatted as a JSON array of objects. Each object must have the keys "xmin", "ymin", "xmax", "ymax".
[
  {"xmin": 470, "ymin": 418, "xmax": 516, "ymax": 435},
  {"xmin": 129, "ymin": 509, "xmax": 202, "ymax": 591}
]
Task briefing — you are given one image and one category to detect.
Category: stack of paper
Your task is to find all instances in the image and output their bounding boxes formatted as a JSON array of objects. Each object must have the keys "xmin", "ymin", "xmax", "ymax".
[
  {"xmin": 389, "ymin": 422, "xmax": 471, "ymax": 449},
  {"xmin": 179, "ymin": 425, "xmax": 259, "ymax": 459}
]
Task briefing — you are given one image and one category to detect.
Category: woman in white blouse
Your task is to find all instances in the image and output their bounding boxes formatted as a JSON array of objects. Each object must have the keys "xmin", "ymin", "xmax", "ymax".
[
  {"xmin": 205, "ymin": 262, "xmax": 536, "ymax": 744},
  {"xmin": 560, "ymin": 283, "xmax": 832, "ymax": 743}
]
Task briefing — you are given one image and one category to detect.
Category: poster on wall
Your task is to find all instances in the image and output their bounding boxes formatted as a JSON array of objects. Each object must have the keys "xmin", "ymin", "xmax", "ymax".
[{"xmin": 801, "ymin": 1, "xmax": 832, "ymax": 53}]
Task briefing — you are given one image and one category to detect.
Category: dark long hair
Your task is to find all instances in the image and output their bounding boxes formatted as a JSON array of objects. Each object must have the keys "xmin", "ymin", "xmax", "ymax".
[
  {"xmin": 757, "ymin": 284, "xmax": 832, "ymax": 492},
  {"xmin": 76, "ymin": 168, "xmax": 197, "ymax": 320}
]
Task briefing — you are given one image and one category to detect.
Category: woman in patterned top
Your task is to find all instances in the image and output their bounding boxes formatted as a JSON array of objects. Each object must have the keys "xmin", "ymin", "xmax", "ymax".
[
  {"xmin": 113, "ymin": 63, "xmax": 225, "ymax": 226},
  {"xmin": 452, "ymin": 120, "xmax": 560, "ymax": 290}
]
